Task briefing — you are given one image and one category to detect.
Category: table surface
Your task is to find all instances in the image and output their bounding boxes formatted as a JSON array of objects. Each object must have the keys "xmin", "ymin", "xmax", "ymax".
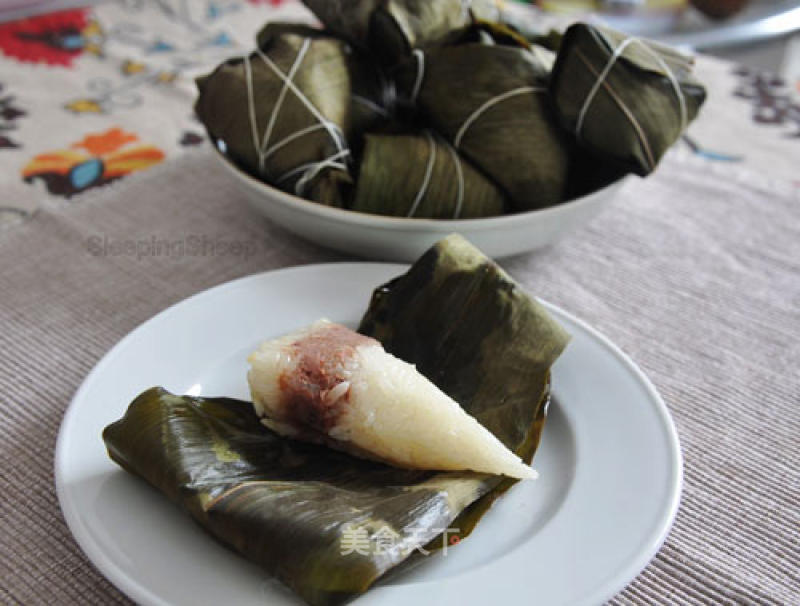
[{"xmin": 0, "ymin": 2, "xmax": 798, "ymax": 606}]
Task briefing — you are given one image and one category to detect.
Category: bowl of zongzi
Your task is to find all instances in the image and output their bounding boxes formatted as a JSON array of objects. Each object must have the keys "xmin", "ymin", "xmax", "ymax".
[{"xmin": 197, "ymin": 1, "xmax": 705, "ymax": 261}]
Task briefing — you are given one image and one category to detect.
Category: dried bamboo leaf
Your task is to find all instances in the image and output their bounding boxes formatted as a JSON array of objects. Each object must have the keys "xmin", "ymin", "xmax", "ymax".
[
  {"xmin": 549, "ymin": 23, "xmax": 707, "ymax": 175},
  {"xmin": 300, "ymin": 0, "xmax": 501, "ymax": 65},
  {"xmin": 396, "ymin": 44, "xmax": 571, "ymax": 211},
  {"xmin": 195, "ymin": 25, "xmax": 355, "ymax": 206}
]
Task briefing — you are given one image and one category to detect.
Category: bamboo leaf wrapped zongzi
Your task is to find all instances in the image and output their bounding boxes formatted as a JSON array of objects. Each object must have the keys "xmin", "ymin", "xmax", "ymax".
[
  {"xmin": 549, "ymin": 23, "xmax": 707, "ymax": 176},
  {"xmin": 255, "ymin": 23, "xmax": 391, "ymax": 141},
  {"xmin": 395, "ymin": 42, "xmax": 571, "ymax": 211},
  {"xmin": 103, "ymin": 235, "xmax": 569, "ymax": 606},
  {"xmin": 352, "ymin": 131, "xmax": 507, "ymax": 218},
  {"xmin": 195, "ymin": 24, "xmax": 358, "ymax": 207},
  {"xmin": 300, "ymin": 0, "xmax": 501, "ymax": 66}
]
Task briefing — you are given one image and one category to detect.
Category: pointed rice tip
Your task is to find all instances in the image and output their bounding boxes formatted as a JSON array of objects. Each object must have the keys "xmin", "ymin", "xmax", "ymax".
[{"xmin": 515, "ymin": 466, "xmax": 539, "ymax": 480}]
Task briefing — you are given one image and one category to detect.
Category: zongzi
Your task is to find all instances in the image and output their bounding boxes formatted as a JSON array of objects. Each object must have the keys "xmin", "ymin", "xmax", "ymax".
[
  {"xmin": 549, "ymin": 23, "xmax": 706, "ymax": 175},
  {"xmin": 195, "ymin": 25, "xmax": 356, "ymax": 206},
  {"xmin": 248, "ymin": 319, "xmax": 536, "ymax": 479},
  {"xmin": 396, "ymin": 42, "xmax": 571, "ymax": 211},
  {"xmin": 300, "ymin": 0, "xmax": 500, "ymax": 66}
]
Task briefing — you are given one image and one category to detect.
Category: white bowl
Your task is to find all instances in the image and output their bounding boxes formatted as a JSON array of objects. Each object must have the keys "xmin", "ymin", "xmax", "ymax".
[{"xmin": 212, "ymin": 149, "xmax": 628, "ymax": 262}]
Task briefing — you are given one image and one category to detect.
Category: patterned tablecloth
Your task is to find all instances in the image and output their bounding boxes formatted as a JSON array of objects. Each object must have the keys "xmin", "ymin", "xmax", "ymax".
[{"xmin": 0, "ymin": 2, "xmax": 797, "ymax": 605}]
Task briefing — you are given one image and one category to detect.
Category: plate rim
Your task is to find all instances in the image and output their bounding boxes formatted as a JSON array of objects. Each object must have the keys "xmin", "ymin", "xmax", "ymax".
[{"xmin": 54, "ymin": 262, "xmax": 682, "ymax": 606}]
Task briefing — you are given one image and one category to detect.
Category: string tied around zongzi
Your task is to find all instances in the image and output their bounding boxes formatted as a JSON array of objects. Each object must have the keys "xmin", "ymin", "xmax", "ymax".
[
  {"xmin": 243, "ymin": 39, "xmax": 352, "ymax": 193},
  {"xmin": 453, "ymin": 86, "xmax": 547, "ymax": 149},
  {"xmin": 574, "ymin": 36, "xmax": 689, "ymax": 166},
  {"xmin": 277, "ymin": 148, "xmax": 352, "ymax": 197},
  {"xmin": 406, "ymin": 131, "xmax": 468, "ymax": 219}
]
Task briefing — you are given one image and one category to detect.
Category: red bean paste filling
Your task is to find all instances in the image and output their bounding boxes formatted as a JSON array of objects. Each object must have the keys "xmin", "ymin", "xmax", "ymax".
[{"xmin": 278, "ymin": 324, "xmax": 377, "ymax": 433}]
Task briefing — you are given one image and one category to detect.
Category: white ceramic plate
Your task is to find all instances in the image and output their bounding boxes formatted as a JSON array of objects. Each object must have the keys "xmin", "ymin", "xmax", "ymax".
[
  {"xmin": 55, "ymin": 263, "xmax": 681, "ymax": 606},
  {"xmin": 213, "ymin": 148, "xmax": 628, "ymax": 262}
]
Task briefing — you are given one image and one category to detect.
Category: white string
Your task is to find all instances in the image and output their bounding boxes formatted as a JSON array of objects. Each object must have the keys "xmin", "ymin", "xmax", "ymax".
[
  {"xmin": 443, "ymin": 140, "xmax": 465, "ymax": 219},
  {"xmin": 241, "ymin": 40, "xmax": 355, "ymax": 196},
  {"xmin": 352, "ymin": 95, "xmax": 390, "ymax": 117},
  {"xmin": 259, "ymin": 38, "xmax": 311, "ymax": 171},
  {"xmin": 278, "ymin": 150, "xmax": 350, "ymax": 183},
  {"xmin": 262, "ymin": 123, "xmax": 327, "ymax": 162},
  {"xmin": 576, "ymin": 37, "xmax": 687, "ymax": 138},
  {"xmin": 454, "ymin": 86, "xmax": 546, "ymax": 149},
  {"xmin": 294, "ymin": 150, "xmax": 351, "ymax": 196},
  {"xmin": 277, "ymin": 149, "xmax": 351, "ymax": 196},
  {"xmin": 410, "ymin": 50, "xmax": 425, "ymax": 104},
  {"xmin": 243, "ymin": 54, "xmax": 261, "ymax": 166},
  {"xmin": 407, "ymin": 131, "xmax": 436, "ymax": 218},
  {"xmin": 254, "ymin": 46, "xmax": 348, "ymax": 157},
  {"xmin": 244, "ymin": 41, "xmax": 347, "ymax": 177},
  {"xmin": 277, "ymin": 149, "xmax": 351, "ymax": 183}
]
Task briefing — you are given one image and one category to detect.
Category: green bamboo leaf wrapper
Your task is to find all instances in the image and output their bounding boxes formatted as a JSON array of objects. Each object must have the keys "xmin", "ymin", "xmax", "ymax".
[
  {"xmin": 352, "ymin": 132, "xmax": 507, "ymax": 218},
  {"xmin": 442, "ymin": 17, "xmax": 533, "ymax": 49},
  {"xmin": 195, "ymin": 25, "xmax": 356, "ymax": 207},
  {"xmin": 396, "ymin": 44, "xmax": 571, "ymax": 211},
  {"xmin": 103, "ymin": 234, "xmax": 569, "ymax": 606},
  {"xmin": 300, "ymin": 0, "xmax": 500, "ymax": 65},
  {"xmin": 550, "ymin": 23, "xmax": 707, "ymax": 176},
  {"xmin": 256, "ymin": 23, "xmax": 390, "ymax": 140},
  {"xmin": 359, "ymin": 234, "xmax": 570, "ymax": 447}
]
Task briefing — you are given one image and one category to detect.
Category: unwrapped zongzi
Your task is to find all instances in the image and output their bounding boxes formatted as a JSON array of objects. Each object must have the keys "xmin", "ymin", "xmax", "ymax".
[{"xmin": 248, "ymin": 319, "xmax": 536, "ymax": 478}]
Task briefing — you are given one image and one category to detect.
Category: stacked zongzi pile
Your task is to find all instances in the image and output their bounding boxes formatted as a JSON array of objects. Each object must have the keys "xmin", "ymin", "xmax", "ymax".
[{"xmin": 195, "ymin": 1, "xmax": 706, "ymax": 218}]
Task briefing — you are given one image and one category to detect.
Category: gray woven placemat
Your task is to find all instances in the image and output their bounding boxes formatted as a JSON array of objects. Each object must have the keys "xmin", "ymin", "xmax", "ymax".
[{"xmin": 0, "ymin": 148, "xmax": 797, "ymax": 605}]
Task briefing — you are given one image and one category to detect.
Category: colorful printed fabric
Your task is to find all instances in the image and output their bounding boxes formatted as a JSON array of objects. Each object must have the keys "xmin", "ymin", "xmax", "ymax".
[
  {"xmin": 0, "ymin": 0, "xmax": 304, "ymax": 224},
  {"xmin": 0, "ymin": 0, "xmax": 797, "ymax": 227},
  {"xmin": 22, "ymin": 127, "xmax": 164, "ymax": 196},
  {"xmin": 0, "ymin": 9, "xmax": 101, "ymax": 66}
]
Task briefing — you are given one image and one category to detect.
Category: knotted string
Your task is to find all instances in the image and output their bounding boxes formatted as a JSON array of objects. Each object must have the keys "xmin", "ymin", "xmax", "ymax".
[
  {"xmin": 575, "ymin": 36, "xmax": 688, "ymax": 140},
  {"xmin": 277, "ymin": 148, "xmax": 351, "ymax": 197},
  {"xmin": 454, "ymin": 86, "xmax": 546, "ymax": 149},
  {"xmin": 254, "ymin": 46, "xmax": 348, "ymax": 156},
  {"xmin": 258, "ymin": 38, "xmax": 312, "ymax": 174},
  {"xmin": 243, "ymin": 39, "xmax": 352, "ymax": 197}
]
